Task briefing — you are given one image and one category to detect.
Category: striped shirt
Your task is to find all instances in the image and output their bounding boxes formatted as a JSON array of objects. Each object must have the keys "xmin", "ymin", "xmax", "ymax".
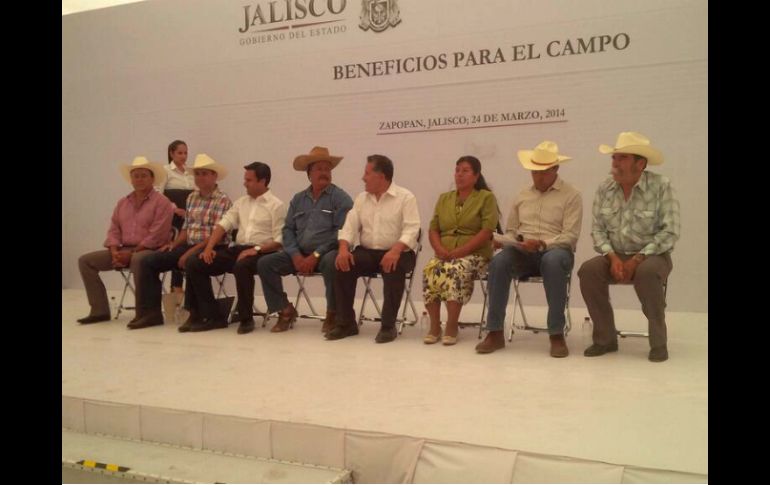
[
  {"xmin": 591, "ymin": 171, "xmax": 680, "ymax": 256},
  {"xmin": 182, "ymin": 187, "xmax": 233, "ymax": 245}
]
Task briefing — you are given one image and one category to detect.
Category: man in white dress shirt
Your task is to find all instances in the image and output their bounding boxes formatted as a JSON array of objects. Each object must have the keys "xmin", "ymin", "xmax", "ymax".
[
  {"xmin": 184, "ymin": 161, "xmax": 287, "ymax": 333},
  {"xmin": 326, "ymin": 155, "xmax": 421, "ymax": 344}
]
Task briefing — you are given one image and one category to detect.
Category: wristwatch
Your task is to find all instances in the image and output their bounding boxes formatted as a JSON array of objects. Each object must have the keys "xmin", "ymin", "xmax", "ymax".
[
  {"xmin": 632, "ymin": 253, "xmax": 646, "ymax": 263},
  {"xmin": 312, "ymin": 251, "xmax": 321, "ymax": 259}
]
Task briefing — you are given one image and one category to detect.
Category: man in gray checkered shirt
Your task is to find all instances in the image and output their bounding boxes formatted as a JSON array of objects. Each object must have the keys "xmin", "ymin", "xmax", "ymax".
[{"xmin": 578, "ymin": 132, "xmax": 680, "ymax": 363}]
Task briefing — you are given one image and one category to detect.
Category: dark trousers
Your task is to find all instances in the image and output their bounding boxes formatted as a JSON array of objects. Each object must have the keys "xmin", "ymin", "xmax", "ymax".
[
  {"xmin": 165, "ymin": 189, "xmax": 192, "ymax": 288},
  {"xmin": 184, "ymin": 246, "xmax": 257, "ymax": 321},
  {"xmin": 334, "ymin": 247, "xmax": 416, "ymax": 329},
  {"xmin": 578, "ymin": 253, "xmax": 673, "ymax": 349},
  {"xmin": 137, "ymin": 245, "xmax": 193, "ymax": 313}
]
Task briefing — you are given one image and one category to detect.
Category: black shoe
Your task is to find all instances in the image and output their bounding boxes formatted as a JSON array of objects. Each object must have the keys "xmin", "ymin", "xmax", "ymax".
[
  {"xmin": 583, "ymin": 341, "xmax": 619, "ymax": 357},
  {"xmin": 77, "ymin": 314, "xmax": 111, "ymax": 324},
  {"xmin": 374, "ymin": 326, "xmax": 397, "ymax": 344},
  {"xmin": 178, "ymin": 312, "xmax": 201, "ymax": 333},
  {"xmin": 189, "ymin": 318, "xmax": 229, "ymax": 332},
  {"xmin": 648, "ymin": 346, "xmax": 669, "ymax": 362},
  {"xmin": 127, "ymin": 312, "xmax": 164, "ymax": 330},
  {"xmin": 237, "ymin": 319, "xmax": 256, "ymax": 335},
  {"xmin": 326, "ymin": 323, "xmax": 359, "ymax": 340}
]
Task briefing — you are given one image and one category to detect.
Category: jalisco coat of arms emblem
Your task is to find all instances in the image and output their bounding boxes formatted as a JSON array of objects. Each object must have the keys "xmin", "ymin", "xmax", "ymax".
[{"xmin": 360, "ymin": 0, "xmax": 401, "ymax": 32}]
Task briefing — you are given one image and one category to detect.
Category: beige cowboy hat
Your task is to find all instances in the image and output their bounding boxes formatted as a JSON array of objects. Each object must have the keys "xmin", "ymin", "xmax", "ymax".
[
  {"xmin": 120, "ymin": 156, "xmax": 167, "ymax": 186},
  {"xmin": 598, "ymin": 131, "xmax": 663, "ymax": 165},
  {"xmin": 192, "ymin": 153, "xmax": 228, "ymax": 180},
  {"xmin": 293, "ymin": 146, "xmax": 343, "ymax": 171},
  {"xmin": 517, "ymin": 141, "xmax": 572, "ymax": 171}
]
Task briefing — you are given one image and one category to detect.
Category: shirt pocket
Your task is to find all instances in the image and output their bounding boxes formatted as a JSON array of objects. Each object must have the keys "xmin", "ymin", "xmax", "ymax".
[
  {"xmin": 307, "ymin": 208, "xmax": 335, "ymax": 232},
  {"xmin": 598, "ymin": 206, "xmax": 621, "ymax": 232},
  {"xmin": 631, "ymin": 209, "xmax": 657, "ymax": 239}
]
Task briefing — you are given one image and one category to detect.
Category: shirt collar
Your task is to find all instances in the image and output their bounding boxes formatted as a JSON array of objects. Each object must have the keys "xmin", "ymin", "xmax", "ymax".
[
  {"xmin": 167, "ymin": 162, "xmax": 189, "ymax": 174},
  {"xmin": 196, "ymin": 186, "xmax": 222, "ymax": 199},
  {"xmin": 607, "ymin": 171, "xmax": 649, "ymax": 194},
  {"xmin": 250, "ymin": 188, "xmax": 271, "ymax": 202},
  {"xmin": 125, "ymin": 190, "xmax": 155, "ymax": 201},
  {"xmin": 304, "ymin": 183, "xmax": 333, "ymax": 198},
  {"xmin": 384, "ymin": 182, "xmax": 398, "ymax": 197},
  {"xmin": 528, "ymin": 176, "xmax": 563, "ymax": 193}
]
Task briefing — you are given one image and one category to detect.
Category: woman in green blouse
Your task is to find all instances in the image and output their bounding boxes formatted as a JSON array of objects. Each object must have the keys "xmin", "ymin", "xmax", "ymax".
[{"xmin": 422, "ymin": 156, "xmax": 499, "ymax": 345}]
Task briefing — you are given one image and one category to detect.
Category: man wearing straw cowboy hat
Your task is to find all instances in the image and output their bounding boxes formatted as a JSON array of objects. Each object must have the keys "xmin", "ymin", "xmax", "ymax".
[
  {"xmin": 256, "ymin": 146, "xmax": 353, "ymax": 335},
  {"xmin": 579, "ymin": 131, "xmax": 680, "ymax": 362},
  {"xmin": 129, "ymin": 154, "xmax": 233, "ymax": 330},
  {"xmin": 475, "ymin": 141, "xmax": 582, "ymax": 358},
  {"xmin": 77, "ymin": 156, "xmax": 175, "ymax": 325}
]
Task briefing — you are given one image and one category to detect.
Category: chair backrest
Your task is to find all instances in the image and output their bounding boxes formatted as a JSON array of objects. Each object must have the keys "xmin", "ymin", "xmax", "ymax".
[{"xmin": 163, "ymin": 189, "xmax": 193, "ymax": 209}]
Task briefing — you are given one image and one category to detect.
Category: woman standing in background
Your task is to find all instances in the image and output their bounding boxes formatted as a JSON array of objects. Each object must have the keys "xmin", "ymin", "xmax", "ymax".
[{"xmin": 162, "ymin": 140, "xmax": 195, "ymax": 297}]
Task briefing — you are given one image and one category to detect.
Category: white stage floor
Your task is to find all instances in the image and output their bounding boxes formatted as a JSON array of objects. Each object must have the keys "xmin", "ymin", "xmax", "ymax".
[{"xmin": 61, "ymin": 289, "xmax": 707, "ymax": 482}]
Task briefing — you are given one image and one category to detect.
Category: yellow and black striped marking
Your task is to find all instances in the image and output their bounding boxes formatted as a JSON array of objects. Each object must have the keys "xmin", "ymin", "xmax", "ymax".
[{"xmin": 76, "ymin": 459, "xmax": 130, "ymax": 473}]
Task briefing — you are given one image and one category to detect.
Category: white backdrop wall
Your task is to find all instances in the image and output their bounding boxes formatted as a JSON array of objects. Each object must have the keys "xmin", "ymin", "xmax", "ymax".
[{"xmin": 62, "ymin": 0, "xmax": 708, "ymax": 312}]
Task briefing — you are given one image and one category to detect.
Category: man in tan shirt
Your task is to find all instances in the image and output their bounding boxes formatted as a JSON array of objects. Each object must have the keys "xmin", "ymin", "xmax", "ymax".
[{"xmin": 475, "ymin": 141, "xmax": 582, "ymax": 357}]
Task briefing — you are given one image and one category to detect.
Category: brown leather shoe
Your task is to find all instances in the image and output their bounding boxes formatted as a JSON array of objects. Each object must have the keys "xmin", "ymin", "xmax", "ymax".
[
  {"xmin": 549, "ymin": 334, "xmax": 569, "ymax": 358},
  {"xmin": 321, "ymin": 311, "xmax": 336, "ymax": 334},
  {"xmin": 583, "ymin": 341, "xmax": 619, "ymax": 357},
  {"xmin": 271, "ymin": 303, "xmax": 298, "ymax": 333},
  {"xmin": 326, "ymin": 322, "xmax": 359, "ymax": 340},
  {"xmin": 127, "ymin": 311, "xmax": 164, "ymax": 330},
  {"xmin": 374, "ymin": 326, "xmax": 397, "ymax": 343},
  {"xmin": 77, "ymin": 314, "xmax": 111, "ymax": 324},
  {"xmin": 475, "ymin": 330, "xmax": 505, "ymax": 354}
]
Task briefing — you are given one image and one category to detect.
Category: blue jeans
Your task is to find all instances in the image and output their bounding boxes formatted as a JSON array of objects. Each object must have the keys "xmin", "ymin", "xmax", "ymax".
[
  {"xmin": 257, "ymin": 250, "xmax": 338, "ymax": 314},
  {"xmin": 485, "ymin": 246, "xmax": 574, "ymax": 334}
]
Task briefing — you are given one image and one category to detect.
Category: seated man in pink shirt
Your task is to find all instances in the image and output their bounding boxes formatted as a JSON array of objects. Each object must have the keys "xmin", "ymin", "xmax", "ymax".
[{"xmin": 77, "ymin": 156, "xmax": 175, "ymax": 325}]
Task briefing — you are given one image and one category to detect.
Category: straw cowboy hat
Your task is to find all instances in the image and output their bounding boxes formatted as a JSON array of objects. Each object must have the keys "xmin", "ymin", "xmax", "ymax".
[
  {"xmin": 192, "ymin": 153, "xmax": 228, "ymax": 180},
  {"xmin": 120, "ymin": 156, "xmax": 167, "ymax": 186},
  {"xmin": 598, "ymin": 131, "xmax": 663, "ymax": 165},
  {"xmin": 517, "ymin": 141, "xmax": 572, "ymax": 171},
  {"xmin": 293, "ymin": 146, "xmax": 343, "ymax": 171}
]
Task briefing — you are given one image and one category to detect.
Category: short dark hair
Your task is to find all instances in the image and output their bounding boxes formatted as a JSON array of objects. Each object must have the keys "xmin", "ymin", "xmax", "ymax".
[
  {"xmin": 167, "ymin": 140, "xmax": 187, "ymax": 162},
  {"xmin": 243, "ymin": 161, "xmax": 271, "ymax": 186},
  {"xmin": 366, "ymin": 154, "xmax": 393, "ymax": 181},
  {"xmin": 632, "ymin": 155, "xmax": 648, "ymax": 170}
]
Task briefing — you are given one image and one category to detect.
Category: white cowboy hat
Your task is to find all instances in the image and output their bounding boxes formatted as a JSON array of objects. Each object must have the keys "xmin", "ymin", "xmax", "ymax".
[
  {"xmin": 293, "ymin": 146, "xmax": 343, "ymax": 171},
  {"xmin": 598, "ymin": 131, "xmax": 663, "ymax": 165},
  {"xmin": 119, "ymin": 156, "xmax": 167, "ymax": 186},
  {"xmin": 192, "ymin": 153, "xmax": 227, "ymax": 180},
  {"xmin": 517, "ymin": 141, "xmax": 572, "ymax": 171}
]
